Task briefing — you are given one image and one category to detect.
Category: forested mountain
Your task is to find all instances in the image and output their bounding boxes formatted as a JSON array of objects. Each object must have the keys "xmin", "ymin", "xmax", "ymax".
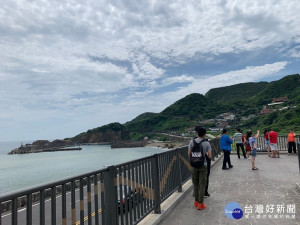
[
  {"xmin": 252, "ymin": 74, "xmax": 300, "ymax": 105},
  {"xmin": 68, "ymin": 74, "xmax": 300, "ymax": 142},
  {"xmin": 205, "ymin": 82, "xmax": 268, "ymax": 103}
]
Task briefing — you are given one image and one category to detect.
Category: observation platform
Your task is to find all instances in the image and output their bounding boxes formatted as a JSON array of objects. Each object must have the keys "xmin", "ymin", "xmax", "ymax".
[{"xmin": 151, "ymin": 153, "xmax": 300, "ymax": 225}]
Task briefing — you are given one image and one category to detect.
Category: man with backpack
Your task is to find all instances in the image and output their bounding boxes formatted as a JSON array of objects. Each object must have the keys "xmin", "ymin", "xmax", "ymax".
[{"xmin": 188, "ymin": 126, "xmax": 212, "ymax": 210}]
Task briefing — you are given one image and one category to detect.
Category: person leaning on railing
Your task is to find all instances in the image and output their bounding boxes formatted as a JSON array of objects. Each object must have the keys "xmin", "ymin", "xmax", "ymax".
[{"xmin": 287, "ymin": 129, "xmax": 297, "ymax": 155}]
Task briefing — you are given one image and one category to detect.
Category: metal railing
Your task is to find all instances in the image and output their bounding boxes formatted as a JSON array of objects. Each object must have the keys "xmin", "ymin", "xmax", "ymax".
[
  {"xmin": 0, "ymin": 138, "xmax": 222, "ymax": 225},
  {"xmin": 250, "ymin": 135, "xmax": 299, "ymax": 151},
  {"xmin": 298, "ymin": 143, "xmax": 300, "ymax": 172}
]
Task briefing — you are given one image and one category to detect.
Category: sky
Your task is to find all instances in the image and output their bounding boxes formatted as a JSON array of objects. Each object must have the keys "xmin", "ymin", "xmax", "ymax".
[{"xmin": 0, "ymin": 0, "xmax": 299, "ymax": 141}]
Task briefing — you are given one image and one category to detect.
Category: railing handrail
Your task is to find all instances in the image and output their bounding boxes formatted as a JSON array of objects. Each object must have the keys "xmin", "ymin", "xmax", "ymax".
[{"xmin": 0, "ymin": 167, "xmax": 108, "ymax": 202}]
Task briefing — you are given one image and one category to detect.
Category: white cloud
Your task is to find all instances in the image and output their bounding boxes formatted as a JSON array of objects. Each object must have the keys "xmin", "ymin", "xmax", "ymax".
[
  {"xmin": 287, "ymin": 46, "xmax": 300, "ymax": 58},
  {"xmin": 161, "ymin": 75, "xmax": 195, "ymax": 86},
  {"xmin": 0, "ymin": 0, "xmax": 299, "ymax": 140}
]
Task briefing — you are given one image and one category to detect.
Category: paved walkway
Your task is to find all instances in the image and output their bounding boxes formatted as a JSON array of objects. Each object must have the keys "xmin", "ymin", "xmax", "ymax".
[{"xmin": 160, "ymin": 153, "xmax": 300, "ymax": 225}]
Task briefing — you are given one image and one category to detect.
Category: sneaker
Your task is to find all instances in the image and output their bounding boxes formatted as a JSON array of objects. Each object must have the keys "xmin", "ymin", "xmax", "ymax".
[
  {"xmin": 197, "ymin": 203, "xmax": 207, "ymax": 210},
  {"xmin": 229, "ymin": 165, "xmax": 233, "ymax": 168},
  {"xmin": 286, "ymin": 153, "xmax": 290, "ymax": 156},
  {"xmin": 204, "ymin": 193, "xmax": 210, "ymax": 198},
  {"xmin": 194, "ymin": 201, "xmax": 200, "ymax": 207},
  {"xmin": 222, "ymin": 167, "xmax": 229, "ymax": 170}
]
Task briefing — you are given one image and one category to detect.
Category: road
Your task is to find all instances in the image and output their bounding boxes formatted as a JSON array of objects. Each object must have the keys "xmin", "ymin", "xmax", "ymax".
[{"xmin": 1, "ymin": 184, "xmax": 103, "ymax": 225}]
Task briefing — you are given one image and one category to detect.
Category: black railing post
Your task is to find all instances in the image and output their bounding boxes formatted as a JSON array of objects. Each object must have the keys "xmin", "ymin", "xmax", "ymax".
[
  {"xmin": 151, "ymin": 154, "xmax": 161, "ymax": 214},
  {"xmin": 27, "ymin": 193, "xmax": 32, "ymax": 225},
  {"xmin": 104, "ymin": 166, "xmax": 117, "ymax": 225},
  {"xmin": 51, "ymin": 187, "xmax": 56, "ymax": 225},
  {"xmin": 176, "ymin": 149, "xmax": 183, "ymax": 192},
  {"xmin": 12, "ymin": 198, "xmax": 17, "ymax": 225},
  {"xmin": 297, "ymin": 143, "xmax": 300, "ymax": 172}
]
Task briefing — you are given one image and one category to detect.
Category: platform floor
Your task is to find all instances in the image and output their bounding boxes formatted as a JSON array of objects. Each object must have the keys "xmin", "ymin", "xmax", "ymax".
[{"xmin": 160, "ymin": 153, "xmax": 300, "ymax": 225}]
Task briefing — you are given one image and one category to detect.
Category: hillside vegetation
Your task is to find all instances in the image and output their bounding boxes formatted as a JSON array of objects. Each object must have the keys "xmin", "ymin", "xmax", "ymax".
[{"xmin": 69, "ymin": 74, "xmax": 300, "ymax": 142}]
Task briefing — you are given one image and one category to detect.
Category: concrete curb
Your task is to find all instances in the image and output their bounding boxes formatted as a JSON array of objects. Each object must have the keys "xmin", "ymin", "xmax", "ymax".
[{"xmin": 138, "ymin": 153, "xmax": 224, "ymax": 225}]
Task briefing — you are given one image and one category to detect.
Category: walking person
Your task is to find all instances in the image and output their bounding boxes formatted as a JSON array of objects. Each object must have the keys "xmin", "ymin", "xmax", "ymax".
[
  {"xmin": 234, "ymin": 128, "xmax": 247, "ymax": 159},
  {"xmin": 188, "ymin": 127, "xmax": 212, "ymax": 210},
  {"xmin": 264, "ymin": 129, "xmax": 271, "ymax": 157},
  {"xmin": 287, "ymin": 129, "xmax": 297, "ymax": 155},
  {"xmin": 269, "ymin": 129, "xmax": 279, "ymax": 158},
  {"xmin": 193, "ymin": 126, "xmax": 211, "ymax": 198},
  {"xmin": 220, "ymin": 128, "xmax": 233, "ymax": 170},
  {"xmin": 205, "ymin": 154, "xmax": 211, "ymax": 197},
  {"xmin": 248, "ymin": 130, "xmax": 259, "ymax": 170}
]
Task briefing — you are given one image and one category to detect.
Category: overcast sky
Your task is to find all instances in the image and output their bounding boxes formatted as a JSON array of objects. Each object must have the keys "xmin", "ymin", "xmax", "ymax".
[{"xmin": 0, "ymin": 0, "xmax": 299, "ymax": 141}]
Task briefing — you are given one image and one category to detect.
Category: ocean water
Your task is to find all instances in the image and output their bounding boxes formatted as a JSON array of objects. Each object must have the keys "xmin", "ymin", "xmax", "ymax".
[{"xmin": 0, "ymin": 142, "xmax": 166, "ymax": 195}]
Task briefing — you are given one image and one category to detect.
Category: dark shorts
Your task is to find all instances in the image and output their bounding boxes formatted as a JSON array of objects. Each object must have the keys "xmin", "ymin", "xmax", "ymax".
[{"xmin": 251, "ymin": 149, "xmax": 257, "ymax": 157}]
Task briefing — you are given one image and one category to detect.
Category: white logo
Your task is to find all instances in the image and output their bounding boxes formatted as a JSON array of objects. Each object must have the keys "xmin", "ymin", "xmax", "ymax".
[{"xmin": 192, "ymin": 152, "xmax": 202, "ymax": 157}]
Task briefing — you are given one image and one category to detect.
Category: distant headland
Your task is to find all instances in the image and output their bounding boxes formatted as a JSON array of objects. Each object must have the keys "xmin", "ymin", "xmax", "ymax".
[{"xmin": 8, "ymin": 139, "xmax": 81, "ymax": 155}]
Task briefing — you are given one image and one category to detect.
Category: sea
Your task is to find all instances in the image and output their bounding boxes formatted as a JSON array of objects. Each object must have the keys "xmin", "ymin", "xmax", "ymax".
[{"xmin": 0, "ymin": 141, "xmax": 166, "ymax": 195}]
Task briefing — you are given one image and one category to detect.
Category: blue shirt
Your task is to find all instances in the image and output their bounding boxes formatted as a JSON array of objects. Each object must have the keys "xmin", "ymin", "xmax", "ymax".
[{"xmin": 220, "ymin": 134, "xmax": 233, "ymax": 151}]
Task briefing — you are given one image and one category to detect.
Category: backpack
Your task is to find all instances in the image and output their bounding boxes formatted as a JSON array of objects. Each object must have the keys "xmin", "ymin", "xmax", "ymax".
[{"xmin": 190, "ymin": 139, "xmax": 206, "ymax": 168}]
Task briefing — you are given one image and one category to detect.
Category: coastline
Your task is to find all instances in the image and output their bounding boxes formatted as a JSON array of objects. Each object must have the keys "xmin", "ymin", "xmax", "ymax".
[{"xmin": 145, "ymin": 140, "xmax": 189, "ymax": 149}]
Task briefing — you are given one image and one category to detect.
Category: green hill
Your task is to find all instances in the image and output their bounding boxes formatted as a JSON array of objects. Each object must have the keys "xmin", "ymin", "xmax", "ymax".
[
  {"xmin": 69, "ymin": 74, "xmax": 300, "ymax": 142},
  {"xmin": 251, "ymin": 74, "xmax": 300, "ymax": 105},
  {"xmin": 205, "ymin": 82, "xmax": 268, "ymax": 103},
  {"xmin": 161, "ymin": 93, "xmax": 208, "ymax": 117}
]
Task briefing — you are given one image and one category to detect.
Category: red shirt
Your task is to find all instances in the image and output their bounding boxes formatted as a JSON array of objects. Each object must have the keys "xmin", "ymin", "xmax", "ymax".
[
  {"xmin": 264, "ymin": 133, "xmax": 269, "ymax": 140},
  {"xmin": 269, "ymin": 131, "xmax": 278, "ymax": 144},
  {"xmin": 242, "ymin": 134, "xmax": 246, "ymax": 143}
]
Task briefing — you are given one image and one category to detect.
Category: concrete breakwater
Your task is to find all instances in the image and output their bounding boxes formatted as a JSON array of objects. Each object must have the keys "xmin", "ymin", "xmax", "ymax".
[
  {"xmin": 111, "ymin": 141, "xmax": 146, "ymax": 148},
  {"xmin": 7, "ymin": 139, "xmax": 82, "ymax": 155},
  {"xmin": 81, "ymin": 142, "xmax": 111, "ymax": 145},
  {"xmin": 8, "ymin": 146, "xmax": 82, "ymax": 154}
]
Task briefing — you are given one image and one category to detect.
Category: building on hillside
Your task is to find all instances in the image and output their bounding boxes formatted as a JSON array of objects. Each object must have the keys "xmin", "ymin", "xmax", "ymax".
[
  {"xmin": 247, "ymin": 114, "xmax": 256, "ymax": 120},
  {"xmin": 272, "ymin": 96, "xmax": 288, "ymax": 103},
  {"xmin": 209, "ymin": 127, "xmax": 222, "ymax": 132},
  {"xmin": 199, "ymin": 119, "xmax": 215, "ymax": 126},
  {"xmin": 216, "ymin": 121, "xmax": 229, "ymax": 128},
  {"xmin": 268, "ymin": 102, "xmax": 284, "ymax": 106},
  {"xmin": 261, "ymin": 108, "xmax": 272, "ymax": 114},
  {"xmin": 279, "ymin": 106, "xmax": 289, "ymax": 111},
  {"xmin": 224, "ymin": 114, "xmax": 235, "ymax": 120}
]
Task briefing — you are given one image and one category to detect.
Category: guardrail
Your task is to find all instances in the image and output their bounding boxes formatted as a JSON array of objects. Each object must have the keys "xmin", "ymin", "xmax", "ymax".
[
  {"xmin": 0, "ymin": 138, "xmax": 221, "ymax": 225},
  {"xmin": 250, "ymin": 135, "xmax": 299, "ymax": 151},
  {"xmin": 298, "ymin": 143, "xmax": 300, "ymax": 172}
]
